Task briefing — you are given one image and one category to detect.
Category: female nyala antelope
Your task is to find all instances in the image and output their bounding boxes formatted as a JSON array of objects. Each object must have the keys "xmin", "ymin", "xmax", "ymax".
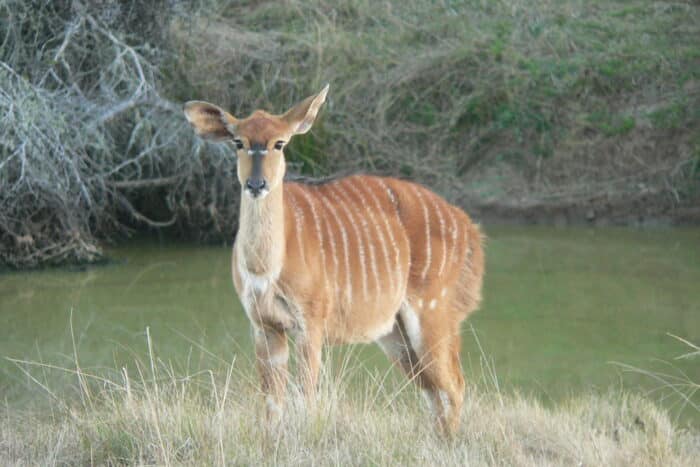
[{"xmin": 184, "ymin": 85, "xmax": 484, "ymax": 434}]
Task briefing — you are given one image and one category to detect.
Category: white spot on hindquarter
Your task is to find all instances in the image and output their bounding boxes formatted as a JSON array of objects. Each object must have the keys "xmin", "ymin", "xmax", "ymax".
[
  {"xmin": 400, "ymin": 302, "xmax": 423, "ymax": 354},
  {"xmin": 411, "ymin": 185, "xmax": 432, "ymax": 281},
  {"xmin": 429, "ymin": 299, "xmax": 437, "ymax": 310},
  {"xmin": 417, "ymin": 298, "xmax": 424, "ymax": 309},
  {"xmin": 441, "ymin": 287, "xmax": 447, "ymax": 298}
]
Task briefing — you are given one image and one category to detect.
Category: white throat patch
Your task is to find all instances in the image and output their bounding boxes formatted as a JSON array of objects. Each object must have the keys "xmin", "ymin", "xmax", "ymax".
[{"xmin": 237, "ymin": 258, "xmax": 281, "ymax": 315}]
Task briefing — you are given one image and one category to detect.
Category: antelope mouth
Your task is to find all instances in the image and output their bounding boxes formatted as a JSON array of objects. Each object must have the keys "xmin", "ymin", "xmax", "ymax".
[{"xmin": 244, "ymin": 186, "xmax": 270, "ymax": 200}]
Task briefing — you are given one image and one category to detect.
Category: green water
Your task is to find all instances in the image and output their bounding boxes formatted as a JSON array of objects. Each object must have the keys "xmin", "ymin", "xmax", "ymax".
[{"xmin": 1, "ymin": 227, "xmax": 699, "ymax": 424}]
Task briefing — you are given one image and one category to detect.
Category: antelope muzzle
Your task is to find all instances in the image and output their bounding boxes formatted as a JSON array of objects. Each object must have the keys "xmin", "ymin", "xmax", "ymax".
[{"xmin": 245, "ymin": 144, "xmax": 269, "ymax": 198}]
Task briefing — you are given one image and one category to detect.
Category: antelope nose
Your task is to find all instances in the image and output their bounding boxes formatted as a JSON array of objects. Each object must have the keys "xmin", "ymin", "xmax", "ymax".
[{"xmin": 245, "ymin": 178, "xmax": 267, "ymax": 196}]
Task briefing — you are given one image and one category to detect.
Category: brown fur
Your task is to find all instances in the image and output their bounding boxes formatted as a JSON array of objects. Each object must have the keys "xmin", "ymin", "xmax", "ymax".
[{"xmin": 184, "ymin": 86, "xmax": 485, "ymax": 435}]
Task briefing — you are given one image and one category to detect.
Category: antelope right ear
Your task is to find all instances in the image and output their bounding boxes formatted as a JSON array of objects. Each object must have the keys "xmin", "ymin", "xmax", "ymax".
[
  {"xmin": 183, "ymin": 101, "xmax": 238, "ymax": 142},
  {"xmin": 282, "ymin": 84, "xmax": 329, "ymax": 135}
]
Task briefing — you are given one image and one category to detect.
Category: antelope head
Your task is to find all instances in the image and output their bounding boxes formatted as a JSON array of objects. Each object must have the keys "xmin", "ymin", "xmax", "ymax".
[{"xmin": 184, "ymin": 84, "xmax": 329, "ymax": 199}]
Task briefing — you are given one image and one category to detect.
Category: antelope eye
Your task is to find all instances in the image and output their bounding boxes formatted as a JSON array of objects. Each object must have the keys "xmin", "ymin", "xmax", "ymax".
[
  {"xmin": 233, "ymin": 139, "xmax": 244, "ymax": 150},
  {"xmin": 274, "ymin": 140, "xmax": 285, "ymax": 150}
]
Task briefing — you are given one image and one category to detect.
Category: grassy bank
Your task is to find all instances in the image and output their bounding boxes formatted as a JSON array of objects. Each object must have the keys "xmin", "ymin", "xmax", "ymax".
[
  {"xmin": 2, "ymin": 340, "xmax": 698, "ymax": 466},
  {"xmin": 171, "ymin": 0, "xmax": 700, "ymax": 221}
]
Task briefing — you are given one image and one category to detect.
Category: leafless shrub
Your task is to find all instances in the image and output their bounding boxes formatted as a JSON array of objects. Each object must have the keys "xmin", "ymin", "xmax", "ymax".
[{"xmin": 0, "ymin": 1, "xmax": 233, "ymax": 267}]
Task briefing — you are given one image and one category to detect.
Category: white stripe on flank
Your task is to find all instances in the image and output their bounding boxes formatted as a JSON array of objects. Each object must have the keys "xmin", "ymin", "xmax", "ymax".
[
  {"xmin": 297, "ymin": 187, "xmax": 327, "ymax": 278},
  {"xmin": 320, "ymin": 215, "xmax": 339, "ymax": 283},
  {"xmin": 346, "ymin": 179, "xmax": 395, "ymax": 294},
  {"xmin": 368, "ymin": 179, "xmax": 405, "ymax": 293},
  {"xmin": 334, "ymin": 182, "xmax": 379, "ymax": 299},
  {"xmin": 317, "ymin": 188, "xmax": 353, "ymax": 302},
  {"xmin": 446, "ymin": 206, "xmax": 459, "ymax": 265},
  {"xmin": 286, "ymin": 191, "xmax": 308, "ymax": 269},
  {"xmin": 376, "ymin": 178, "xmax": 397, "ymax": 206},
  {"xmin": 411, "ymin": 185, "xmax": 432, "ymax": 281},
  {"xmin": 326, "ymin": 183, "xmax": 368, "ymax": 300},
  {"xmin": 463, "ymin": 228, "xmax": 471, "ymax": 266},
  {"xmin": 431, "ymin": 197, "xmax": 448, "ymax": 276}
]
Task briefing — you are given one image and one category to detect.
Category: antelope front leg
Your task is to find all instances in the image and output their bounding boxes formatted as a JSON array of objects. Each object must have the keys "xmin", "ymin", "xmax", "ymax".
[
  {"xmin": 254, "ymin": 325, "xmax": 289, "ymax": 424},
  {"xmin": 298, "ymin": 323, "xmax": 323, "ymax": 403}
]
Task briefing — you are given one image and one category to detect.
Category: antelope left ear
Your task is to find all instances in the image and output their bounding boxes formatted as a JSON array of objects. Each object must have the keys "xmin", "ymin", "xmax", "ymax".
[
  {"xmin": 184, "ymin": 101, "xmax": 238, "ymax": 142},
  {"xmin": 282, "ymin": 84, "xmax": 329, "ymax": 135}
]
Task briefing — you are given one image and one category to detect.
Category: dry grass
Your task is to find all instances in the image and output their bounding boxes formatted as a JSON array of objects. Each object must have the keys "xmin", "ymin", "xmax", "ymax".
[
  {"xmin": 2, "ymin": 332, "xmax": 698, "ymax": 466},
  {"xmin": 612, "ymin": 335, "xmax": 700, "ymax": 425}
]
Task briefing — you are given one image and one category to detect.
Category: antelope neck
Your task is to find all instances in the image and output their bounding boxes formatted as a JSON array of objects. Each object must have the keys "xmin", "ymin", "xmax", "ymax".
[{"xmin": 236, "ymin": 183, "xmax": 286, "ymax": 278}]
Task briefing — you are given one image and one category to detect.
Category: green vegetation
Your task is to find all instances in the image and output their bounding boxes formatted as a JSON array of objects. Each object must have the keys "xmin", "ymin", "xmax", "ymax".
[{"xmin": 2, "ymin": 0, "xmax": 699, "ymax": 267}]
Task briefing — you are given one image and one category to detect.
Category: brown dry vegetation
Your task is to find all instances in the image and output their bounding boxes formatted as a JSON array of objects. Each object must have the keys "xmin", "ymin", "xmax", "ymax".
[
  {"xmin": 1, "ymin": 0, "xmax": 699, "ymax": 268},
  {"xmin": 2, "ymin": 338, "xmax": 699, "ymax": 466}
]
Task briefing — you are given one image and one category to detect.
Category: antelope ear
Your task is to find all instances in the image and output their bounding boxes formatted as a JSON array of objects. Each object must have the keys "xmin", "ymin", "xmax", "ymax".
[
  {"xmin": 183, "ymin": 101, "xmax": 238, "ymax": 141},
  {"xmin": 282, "ymin": 84, "xmax": 329, "ymax": 135}
]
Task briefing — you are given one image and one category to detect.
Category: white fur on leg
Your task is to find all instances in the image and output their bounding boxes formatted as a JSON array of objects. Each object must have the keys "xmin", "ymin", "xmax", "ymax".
[
  {"xmin": 266, "ymin": 348, "xmax": 289, "ymax": 367},
  {"xmin": 439, "ymin": 389, "xmax": 451, "ymax": 420},
  {"xmin": 266, "ymin": 395, "xmax": 283, "ymax": 424},
  {"xmin": 422, "ymin": 389, "xmax": 436, "ymax": 416},
  {"xmin": 399, "ymin": 302, "xmax": 423, "ymax": 354}
]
